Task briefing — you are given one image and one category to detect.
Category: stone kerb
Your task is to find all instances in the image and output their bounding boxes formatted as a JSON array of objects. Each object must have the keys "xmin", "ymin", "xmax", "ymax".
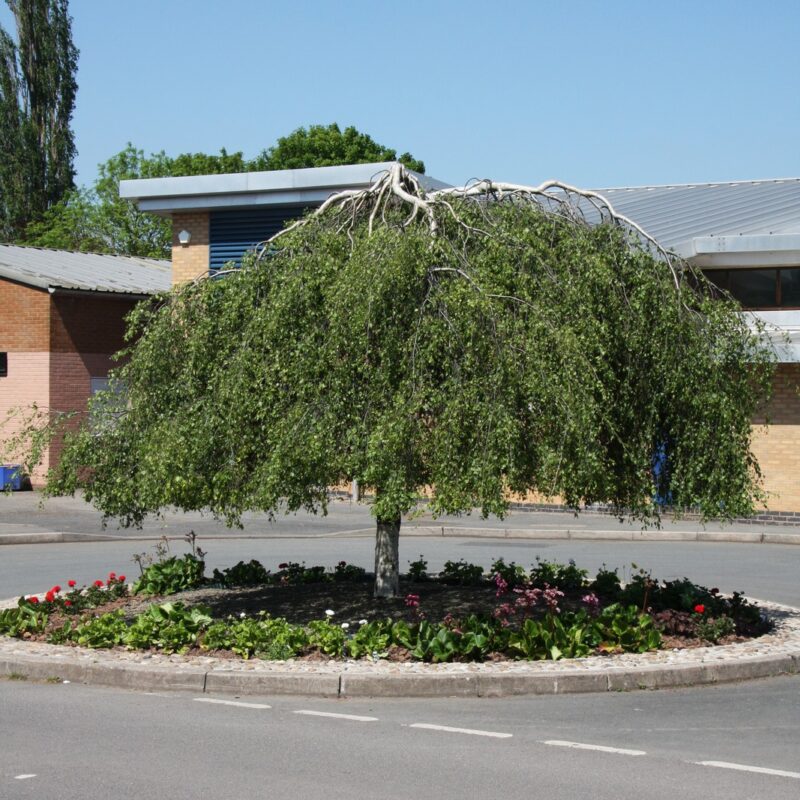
[{"xmin": 1, "ymin": 597, "xmax": 798, "ymax": 698}]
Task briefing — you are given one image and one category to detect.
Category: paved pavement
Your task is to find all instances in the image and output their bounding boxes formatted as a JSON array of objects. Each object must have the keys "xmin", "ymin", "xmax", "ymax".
[
  {"xmin": 2, "ymin": 677, "xmax": 798, "ymax": 799},
  {"xmin": 2, "ymin": 491, "xmax": 800, "ymax": 545}
]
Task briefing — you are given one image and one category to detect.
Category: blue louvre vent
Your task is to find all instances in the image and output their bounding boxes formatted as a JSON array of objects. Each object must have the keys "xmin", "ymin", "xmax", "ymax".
[{"xmin": 209, "ymin": 206, "xmax": 312, "ymax": 272}]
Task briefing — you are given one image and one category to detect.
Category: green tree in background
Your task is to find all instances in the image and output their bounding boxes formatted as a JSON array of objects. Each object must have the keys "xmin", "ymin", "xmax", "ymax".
[
  {"xmin": 48, "ymin": 167, "xmax": 772, "ymax": 597},
  {"xmin": 253, "ymin": 123, "xmax": 425, "ymax": 173},
  {"xmin": 24, "ymin": 126, "xmax": 425, "ymax": 258},
  {"xmin": 0, "ymin": 0, "xmax": 78, "ymax": 241},
  {"xmin": 24, "ymin": 144, "xmax": 250, "ymax": 258}
]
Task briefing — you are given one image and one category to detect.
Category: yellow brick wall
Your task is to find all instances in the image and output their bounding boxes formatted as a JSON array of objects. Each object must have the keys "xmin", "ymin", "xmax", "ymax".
[
  {"xmin": 171, "ymin": 212, "xmax": 209, "ymax": 285},
  {"xmin": 751, "ymin": 364, "xmax": 800, "ymax": 512}
]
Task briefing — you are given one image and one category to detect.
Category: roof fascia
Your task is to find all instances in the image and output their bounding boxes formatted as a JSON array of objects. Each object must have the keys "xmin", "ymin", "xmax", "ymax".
[
  {"xmin": 120, "ymin": 162, "xmax": 451, "ymax": 214},
  {"xmin": 686, "ymin": 234, "xmax": 800, "ymax": 267}
]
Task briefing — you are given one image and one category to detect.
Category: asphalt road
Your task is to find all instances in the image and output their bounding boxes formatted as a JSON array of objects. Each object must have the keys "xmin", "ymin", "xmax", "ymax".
[{"xmin": 1, "ymin": 677, "xmax": 798, "ymax": 800}]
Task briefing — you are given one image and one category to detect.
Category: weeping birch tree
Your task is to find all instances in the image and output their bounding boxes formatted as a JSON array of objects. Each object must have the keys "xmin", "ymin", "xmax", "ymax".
[{"xmin": 48, "ymin": 165, "xmax": 773, "ymax": 597}]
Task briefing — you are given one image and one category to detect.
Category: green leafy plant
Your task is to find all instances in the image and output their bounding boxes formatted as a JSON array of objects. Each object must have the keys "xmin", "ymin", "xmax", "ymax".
[
  {"xmin": 132, "ymin": 554, "xmax": 205, "ymax": 596},
  {"xmin": 67, "ymin": 610, "xmax": 128, "ymax": 649},
  {"xmin": 306, "ymin": 619, "xmax": 346, "ymax": 657},
  {"xmin": 0, "ymin": 603, "xmax": 48, "ymax": 636},
  {"xmin": 346, "ymin": 619, "xmax": 393, "ymax": 660},
  {"xmin": 124, "ymin": 603, "xmax": 212, "ymax": 653}
]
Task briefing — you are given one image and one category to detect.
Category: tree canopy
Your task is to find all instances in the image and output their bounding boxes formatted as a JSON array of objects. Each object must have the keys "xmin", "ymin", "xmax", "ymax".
[
  {"xmin": 0, "ymin": 0, "xmax": 78, "ymax": 241},
  {"xmin": 22, "ymin": 125, "xmax": 425, "ymax": 257},
  {"xmin": 252, "ymin": 123, "xmax": 425, "ymax": 174},
  {"xmin": 48, "ymin": 166, "xmax": 773, "ymax": 596}
]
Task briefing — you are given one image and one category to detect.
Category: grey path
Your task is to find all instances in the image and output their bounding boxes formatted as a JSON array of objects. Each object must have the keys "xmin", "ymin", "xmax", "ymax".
[
  {"xmin": 1, "ymin": 677, "xmax": 798, "ymax": 800},
  {"xmin": 1, "ymin": 491, "xmax": 797, "ymax": 540}
]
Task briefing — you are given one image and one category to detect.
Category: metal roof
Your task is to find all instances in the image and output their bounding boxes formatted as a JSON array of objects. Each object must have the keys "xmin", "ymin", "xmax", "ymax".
[
  {"xmin": 0, "ymin": 244, "xmax": 171, "ymax": 295},
  {"xmin": 120, "ymin": 162, "xmax": 451, "ymax": 215},
  {"xmin": 589, "ymin": 178, "xmax": 800, "ymax": 254}
]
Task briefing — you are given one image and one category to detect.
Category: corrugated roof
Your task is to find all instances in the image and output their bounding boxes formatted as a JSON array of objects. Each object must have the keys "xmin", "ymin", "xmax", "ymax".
[
  {"xmin": 588, "ymin": 178, "xmax": 800, "ymax": 252},
  {"xmin": 0, "ymin": 244, "xmax": 171, "ymax": 295}
]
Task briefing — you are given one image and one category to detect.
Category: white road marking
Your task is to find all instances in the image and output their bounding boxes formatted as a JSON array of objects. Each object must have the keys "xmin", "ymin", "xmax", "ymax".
[
  {"xmin": 294, "ymin": 710, "xmax": 378, "ymax": 722},
  {"xmin": 14, "ymin": 774, "xmax": 36, "ymax": 780},
  {"xmin": 409, "ymin": 723, "xmax": 512, "ymax": 739},
  {"xmin": 694, "ymin": 761, "xmax": 800, "ymax": 780},
  {"xmin": 193, "ymin": 697, "xmax": 271, "ymax": 709},
  {"xmin": 543, "ymin": 740, "xmax": 646, "ymax": 756}
]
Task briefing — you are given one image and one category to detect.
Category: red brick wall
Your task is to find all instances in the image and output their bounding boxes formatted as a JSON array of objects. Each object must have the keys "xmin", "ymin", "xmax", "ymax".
[
  {"xmin": 50, "ymin": 294, "xmax": 136, "ymax": 354},
  {"xmin": 0, "ymin": 278, "xmax": 50, "ymax": 350},
  {"xmin": 1, "ymin": 277, "xmax": 143, "ymax": 484}
]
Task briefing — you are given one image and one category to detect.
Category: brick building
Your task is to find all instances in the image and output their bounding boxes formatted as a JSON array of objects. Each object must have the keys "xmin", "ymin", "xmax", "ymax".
[
  {"xmin": 0, "ymin": 245, "xmax": 170, "ymax": 481},
  {"xmin": 120, "ymin": 166, "xmax": 800, "ymax": 514}
]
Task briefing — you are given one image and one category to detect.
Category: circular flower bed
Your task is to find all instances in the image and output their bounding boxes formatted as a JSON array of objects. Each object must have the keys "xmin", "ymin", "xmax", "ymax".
[{"xmin": 0, "ymin": 552, "xmax": 771, "ymax": 663}]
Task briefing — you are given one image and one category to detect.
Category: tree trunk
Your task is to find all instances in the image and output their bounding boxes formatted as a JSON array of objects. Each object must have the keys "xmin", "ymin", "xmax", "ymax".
[{"xmin": 374, "ymin": 515, "xmax": 401, "ymax": 598}]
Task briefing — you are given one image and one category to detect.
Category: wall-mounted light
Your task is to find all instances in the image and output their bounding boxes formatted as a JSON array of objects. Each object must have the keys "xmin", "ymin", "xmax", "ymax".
[{"xmin": 178, "ymin": 229, "xmax": 191, "ymax": 246}]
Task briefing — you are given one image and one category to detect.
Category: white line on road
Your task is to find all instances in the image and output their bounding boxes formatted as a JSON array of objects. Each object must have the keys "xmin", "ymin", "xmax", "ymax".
[
  {"xmin": 294, "ymin": 710, "xmax": 378, "ymax": 722},
  {"xmin": 14, "ymin": 775, "xmax": 36, "ymax": 780},
  {"xmin": 543, "ymin": 740, "xmax": 646, "ymax": 756},
  {"xmin": 193, "ymin": 698, "xmax": 271, "ymax": 709},
  {"xmin": 409, "ymin": 723, "xmax": 512, "ymax": 739},
  {"xmin": 694, "ymin": 761, "xmax": 800, "ymax": 780}
]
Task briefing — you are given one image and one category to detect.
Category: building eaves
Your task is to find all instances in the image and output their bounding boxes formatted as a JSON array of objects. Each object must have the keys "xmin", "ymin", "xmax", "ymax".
[{"xmin": 0, "ymin": 244, "xmax": 171, "ymax": 295}]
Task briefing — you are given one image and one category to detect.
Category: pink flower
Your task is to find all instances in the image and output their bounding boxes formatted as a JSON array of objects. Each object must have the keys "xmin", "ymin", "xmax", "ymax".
[{"xmin": 404, "ymin": 593, "xmax": 420, "ymax": 608}]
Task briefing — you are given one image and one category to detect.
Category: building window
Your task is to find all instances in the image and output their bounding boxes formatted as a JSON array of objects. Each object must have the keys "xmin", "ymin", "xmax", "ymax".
[
  {"xmin": 702, "ymin": 268, "xmax": 800, "ymax": 309},
  {"xmin": 0, "ymin": 352, "xmax": 7, "ymax": 377}
]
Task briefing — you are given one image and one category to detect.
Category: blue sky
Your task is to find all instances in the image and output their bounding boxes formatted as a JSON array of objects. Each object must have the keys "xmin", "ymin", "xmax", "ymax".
[{"xmin": 3, "ymin": 0, "xmax": 799, "ymax": 189}]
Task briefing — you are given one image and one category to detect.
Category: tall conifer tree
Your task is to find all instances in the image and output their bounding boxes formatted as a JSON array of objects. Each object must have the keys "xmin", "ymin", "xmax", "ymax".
[{"xmin": 0, "ymin": 0, "xmax": 78, "ymax": 241}]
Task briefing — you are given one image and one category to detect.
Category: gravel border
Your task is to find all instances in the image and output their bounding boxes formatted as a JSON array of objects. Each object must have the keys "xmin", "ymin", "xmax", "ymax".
[{"xmin": 1, "ymin": 596, "xmax": 798, "ymax": 697}]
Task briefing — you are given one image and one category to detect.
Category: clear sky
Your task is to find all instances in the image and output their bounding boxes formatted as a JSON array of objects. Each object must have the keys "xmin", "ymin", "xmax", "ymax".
[{"xmin": 2, "ymin": 0, "xmax": 799, "ymax": 189}]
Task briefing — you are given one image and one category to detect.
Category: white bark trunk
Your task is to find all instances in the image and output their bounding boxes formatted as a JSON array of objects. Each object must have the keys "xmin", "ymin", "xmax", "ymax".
[{"xmin": 374, "ymin": 516, "xmax": 400, "ymax": 598}]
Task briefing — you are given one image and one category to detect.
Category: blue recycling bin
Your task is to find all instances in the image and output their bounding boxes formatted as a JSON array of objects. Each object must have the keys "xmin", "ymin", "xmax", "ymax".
[{"xmin": 1, "ymin": 465, "xmax": 22, "ymax": 491}]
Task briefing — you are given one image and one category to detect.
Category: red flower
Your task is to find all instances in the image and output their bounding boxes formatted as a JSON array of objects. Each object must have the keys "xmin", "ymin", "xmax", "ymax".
[
  {"xmin": 118, "ymin": 575, "xmax": 126, "ymax": 583},
  {"xmin": 94, "ymin": 580, "xmax": 104, "ymax": 587},
  {"xmin": 694, "ymin": 604, "xmax": 706, "ymax": 614},
  {"xmin": 28, "ymin": 596, "xmax": 39, "ymax": 604},
  {"xmin": 64, "ymin": 600, "xmax": 72, "ymax": 607},
  {"xmin": 52, "ymin": 585, "xmax": 61, "ymax": 593},
  {"xmin": 109, "ymin": 572, "xmax": 116, "ymax": 580},
  {"xmin": 68, "ymin": 580, "xmax": 76, "ymax": 588},
  {"xmin": 45, "ymin": 591, "xmax": 55, "ymax": 603}
]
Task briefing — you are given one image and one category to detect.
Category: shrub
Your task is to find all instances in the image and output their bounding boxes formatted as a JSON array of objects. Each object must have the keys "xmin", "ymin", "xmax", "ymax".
[
  {"xmin": 439, "ymin": 559, "xmax": 484, "ymax": 585},
  {"xmin": 212, "ymin": 560, "xmax": 270, "ymax": 588}
]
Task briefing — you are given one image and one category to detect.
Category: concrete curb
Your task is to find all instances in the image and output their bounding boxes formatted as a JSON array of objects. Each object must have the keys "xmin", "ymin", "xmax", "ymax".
[
  {"xmin": 2, "ymin": 602, "xmax": 799, "ymax": 697},
  {"xmin": 1, "ymin": 649, "xmax": 797, "ymax": 698},
  {"xmin": 3, "ymin": 527, "xmax": 800, "ymax": 546}
]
